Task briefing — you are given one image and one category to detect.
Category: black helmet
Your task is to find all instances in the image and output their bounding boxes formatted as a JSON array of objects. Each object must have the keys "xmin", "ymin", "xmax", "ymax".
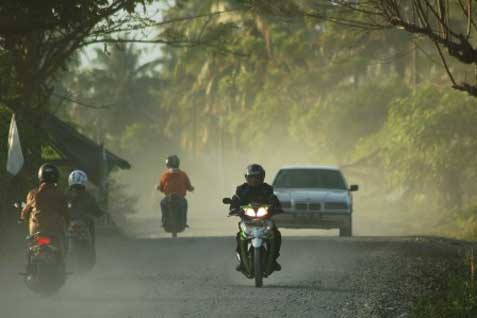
[
  {"xmin": 166, "ymin": 155, "xmax": 180, "ymax": 169},
  {"xmin": 245, "ymin": 164, "xmax": 265, "ymax": 187},
  {"xmin": 38, "ymin": 163, "xmax": 60, "ymax": 184}
]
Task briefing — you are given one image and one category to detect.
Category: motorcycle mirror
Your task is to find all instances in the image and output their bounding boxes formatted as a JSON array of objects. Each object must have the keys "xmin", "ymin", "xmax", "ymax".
[{"xmin": 222, "ymin": 197, "xmax": 232, "ymax": 205}]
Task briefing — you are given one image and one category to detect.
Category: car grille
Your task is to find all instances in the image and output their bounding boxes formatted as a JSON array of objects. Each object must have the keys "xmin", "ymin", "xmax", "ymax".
[
  {"xmin": 309, "ymin": 203, "xmax": 321, "ymax": 211},
  {"xmin": 295, "ymin": 203, "xmax": 308, "ymax": 210},
  {"xmin": 280, "ymin": 201, "xmax": 291, "ymax": 209},
  {"xmin": 325, "ymin": 202, "xmax": 348, "ymax": 210}
]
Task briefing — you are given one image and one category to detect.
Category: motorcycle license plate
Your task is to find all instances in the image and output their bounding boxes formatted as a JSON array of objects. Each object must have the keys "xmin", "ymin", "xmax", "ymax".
[{"xmin": 31, "ymin": 252, "xmax": 56, "ymax": 264}]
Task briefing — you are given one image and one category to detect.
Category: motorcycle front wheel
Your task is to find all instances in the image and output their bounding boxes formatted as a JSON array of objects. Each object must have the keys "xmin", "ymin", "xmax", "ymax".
[{"xmin": 254, "ymin": 247, "xmax": 263, "ymax": 288}]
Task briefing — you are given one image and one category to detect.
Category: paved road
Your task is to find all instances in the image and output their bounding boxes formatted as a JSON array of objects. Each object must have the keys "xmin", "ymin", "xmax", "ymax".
[{"xmin": 0, "ymin": 234, "xmax": 468, "ymax": 318}]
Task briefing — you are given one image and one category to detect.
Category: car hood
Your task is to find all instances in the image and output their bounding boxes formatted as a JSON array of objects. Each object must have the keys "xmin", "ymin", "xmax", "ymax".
[{"xmin": 274, "ymin": 188, "xmax": 350, "ymax": 203}]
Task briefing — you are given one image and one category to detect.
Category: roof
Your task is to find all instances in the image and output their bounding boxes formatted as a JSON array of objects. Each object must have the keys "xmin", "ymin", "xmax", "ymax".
[
  {"xmin": 0, "ymin": 110, "xmax": 131, "ymax": 185},
  {"xmin": 277, "ymin": 165, "xmax": 340, "ymax": 171},
  {"xmin": 43, "ymin": 114, "xmax": 131, "ymax": 184}
]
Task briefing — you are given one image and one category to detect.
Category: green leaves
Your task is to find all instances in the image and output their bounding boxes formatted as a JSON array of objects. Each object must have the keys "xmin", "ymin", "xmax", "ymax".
[{"xmin": 383, "ymin": 85, "xmax": 477, "ymax": 209}]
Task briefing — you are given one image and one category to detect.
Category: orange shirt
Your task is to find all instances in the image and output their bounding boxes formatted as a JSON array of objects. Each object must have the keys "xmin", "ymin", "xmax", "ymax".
[{"xmin": 159, "ymin": 169, "xmax": 193, "ymax": 197}]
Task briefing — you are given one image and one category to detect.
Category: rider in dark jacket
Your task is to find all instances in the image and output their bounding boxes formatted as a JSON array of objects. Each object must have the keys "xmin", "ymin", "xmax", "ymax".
[
  {"xmin": 229, "ymin": 164, "xmax": 282, "ymax": 271},
  {"xmin": 65, "ymin": 170, "xmax": 104, "ymax": 246}
]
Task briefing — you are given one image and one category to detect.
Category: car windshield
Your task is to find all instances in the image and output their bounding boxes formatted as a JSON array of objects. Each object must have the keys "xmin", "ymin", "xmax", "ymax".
[{"xmin": 273, "ymin": 169, "xmax": 347, "ymax": 190}]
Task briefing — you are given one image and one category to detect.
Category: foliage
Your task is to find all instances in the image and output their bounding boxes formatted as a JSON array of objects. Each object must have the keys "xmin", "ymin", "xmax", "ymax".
[
  {"xmin": 64, "ymin": 43, "xmax": 164, "ymax": 153},
  {"xmin": 412, "ymin": 257, "xmax": 477, "ymax": 318},
  {"xmin": 383, "ymin": 85, "xmax": 477, "ymax": 209},
  {"xmin": 290, "ymin": 76, "xmax": 410, "ymax": 162}
]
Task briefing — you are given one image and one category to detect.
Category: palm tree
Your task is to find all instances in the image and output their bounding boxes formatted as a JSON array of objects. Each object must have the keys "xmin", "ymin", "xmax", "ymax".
[{"xmin": 69, "ymin": 43, "xmax": 163, "ymax": 148}]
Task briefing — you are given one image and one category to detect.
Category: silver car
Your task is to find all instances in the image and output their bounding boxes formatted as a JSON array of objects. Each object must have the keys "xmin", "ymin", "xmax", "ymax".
[{"xmin": 272, "ymin": 166, "xmax": 358, "ymax": 237}]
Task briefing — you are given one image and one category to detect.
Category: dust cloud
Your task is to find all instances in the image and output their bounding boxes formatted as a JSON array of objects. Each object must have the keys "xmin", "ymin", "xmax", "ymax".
[{"xmin": 108, "ymin": 131, "xmax": 437, "ymax": 238}]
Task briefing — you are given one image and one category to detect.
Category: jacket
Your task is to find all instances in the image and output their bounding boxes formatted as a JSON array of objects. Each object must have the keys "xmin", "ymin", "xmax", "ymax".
[
  {"xmin": 66, "ymin": 188, "xmax": 104, "ymax": 220},
  {"xmin": 21, "ymin": 183, "xmax": 70, "ymax": 235},
  {"xmin": 158, "ymin": 169, "xmax": 194, "ymax": 197},
  {"xmin": 230, "ymin": 183, "xmax": 282, "ymax": 215}
]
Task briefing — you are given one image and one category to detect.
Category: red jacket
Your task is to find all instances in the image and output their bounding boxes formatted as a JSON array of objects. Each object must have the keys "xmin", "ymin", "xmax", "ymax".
[{"xmin": 158, "ymin": 169, "xmax": 193, "ymax": 197}]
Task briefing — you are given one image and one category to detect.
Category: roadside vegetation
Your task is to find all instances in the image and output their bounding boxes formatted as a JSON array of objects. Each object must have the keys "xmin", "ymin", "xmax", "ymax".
[{"xmin": 412, "ymin": 253, "xmax": 477, "ymax": 318}]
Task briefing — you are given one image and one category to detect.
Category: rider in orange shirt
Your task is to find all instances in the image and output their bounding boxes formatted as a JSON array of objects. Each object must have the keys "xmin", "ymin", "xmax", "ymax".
[{"xmin": 156, "ymin": 155, "xmax": 194, "ymax": 226}]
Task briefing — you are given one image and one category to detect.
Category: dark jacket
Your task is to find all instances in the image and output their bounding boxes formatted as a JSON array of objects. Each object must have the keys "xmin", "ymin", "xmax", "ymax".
[
  {"xmin": 230, "ymin": 183, "xmax": 282, "ymax": 215},
  {"xmin": 65, "ymin": 188, "xmax": 104, "ymax": 220}
]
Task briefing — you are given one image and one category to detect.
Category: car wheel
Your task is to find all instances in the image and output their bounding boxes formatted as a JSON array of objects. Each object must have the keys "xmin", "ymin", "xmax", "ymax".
[{"xmin": 339, "ymin": 216, "xmax": 352, "ymax": 237}]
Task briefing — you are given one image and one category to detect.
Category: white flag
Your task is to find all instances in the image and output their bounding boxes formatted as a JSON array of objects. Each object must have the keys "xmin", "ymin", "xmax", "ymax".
[{"xmin": 6, "ymin": 114, "xmax": 24, "ymax": 176}]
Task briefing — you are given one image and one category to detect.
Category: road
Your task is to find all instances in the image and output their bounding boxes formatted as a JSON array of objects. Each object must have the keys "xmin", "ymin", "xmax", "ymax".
[{"xmin": 0, "ymin": 233, "xmax": 469, "ymax": 318}]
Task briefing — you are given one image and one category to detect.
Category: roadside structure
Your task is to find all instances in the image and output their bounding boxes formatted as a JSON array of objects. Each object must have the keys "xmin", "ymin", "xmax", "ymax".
[{"xmin": 0, "ymin": 111, "xmax": 131, "ymax": 234}]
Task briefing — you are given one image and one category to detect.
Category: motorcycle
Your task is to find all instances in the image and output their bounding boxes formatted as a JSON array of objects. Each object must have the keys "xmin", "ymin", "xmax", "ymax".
[
  {"xmin": 15, "ymin": 203, "xmax": 67, "ymax": 295},
  {"xmin": 162, "ymin": 194, "xmax": 187, "ymax": 238},
  {"xmin": 223, "ymin": 198, "xmax": 278, "ymax": 288},
  {"xmin": 66, "ymin": 217, "xmax": 95, "ymax": 273},
  {"xmin": 25, "ymin": 233, "xmax": 66, "ymax": 294}
]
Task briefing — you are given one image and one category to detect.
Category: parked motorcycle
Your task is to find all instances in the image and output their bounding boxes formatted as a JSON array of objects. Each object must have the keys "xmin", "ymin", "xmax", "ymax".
[
  {"xmin": 66, "ymin": 217, "xmax": 95, "ymax": 273},
  {"xmin": 162, "ymin": 194, "xmax": 187, "ymax": 238},
  {"xmin": 15, "ymin": 202, "xmax": 66, "ymax": 295},
  {"xmin": 223, "ymin": 198, "xmax": 278, "ymax": 288}
]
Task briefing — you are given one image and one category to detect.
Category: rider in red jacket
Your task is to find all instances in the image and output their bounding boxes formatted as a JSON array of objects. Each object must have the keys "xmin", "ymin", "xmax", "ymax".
[{"xmin": 156, "ymin": 155, "xmax": 194, "ymax": 225}]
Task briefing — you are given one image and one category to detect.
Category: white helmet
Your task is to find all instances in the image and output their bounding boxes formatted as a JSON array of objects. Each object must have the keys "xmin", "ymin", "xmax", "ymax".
[{"xmin": 68, "ymin": 170, "xmax": 88, "ymax": 187}]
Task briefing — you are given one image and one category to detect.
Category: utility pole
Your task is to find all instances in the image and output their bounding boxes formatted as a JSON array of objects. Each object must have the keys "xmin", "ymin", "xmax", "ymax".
[
  {"xmin": 411, "ymin": 40, "xmax": 418, "ymax": 91},
  {"xmin": 192, "ymin": 94, "xmax": 198, "ymax": 159}
]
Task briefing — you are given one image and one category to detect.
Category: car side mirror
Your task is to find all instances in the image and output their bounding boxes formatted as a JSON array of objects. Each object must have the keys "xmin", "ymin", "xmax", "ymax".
[
  {"xmin": 222, "ymin": 197, "xmax": 232, "ymax": 205},
  {"xmin": 349, "ymin": 185, "xmax": 359, "ymax": 192}
]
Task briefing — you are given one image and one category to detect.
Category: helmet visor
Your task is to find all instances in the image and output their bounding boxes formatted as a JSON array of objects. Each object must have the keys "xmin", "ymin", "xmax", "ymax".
[{"xmin": 246, "ymin": 175, "xmax": 262, "ymax": 187}]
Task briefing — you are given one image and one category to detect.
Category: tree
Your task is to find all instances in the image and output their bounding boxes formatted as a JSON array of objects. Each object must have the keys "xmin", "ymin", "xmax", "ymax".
[
  {"xmin": 66, "ymin": 43, "xmax": 163, "ymax": 151},
  {"xmin": 284, "ymin": 0, "xmax": 477, "ymax": 97},
  {"xmin": 0, "ymin": 0, "xmax": 153, "ymax": 171},
  {"xmin": 383, "ymin": 85, "xmax": 477, "ymax": 209}
]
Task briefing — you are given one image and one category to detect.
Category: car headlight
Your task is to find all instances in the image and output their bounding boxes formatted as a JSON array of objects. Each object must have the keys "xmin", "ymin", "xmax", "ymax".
[
  {"xmin": 244, "ymin": 208, "xmax": 256, "ymax": 217},
  {"xmin": 256, "ymin": 207, "xmax": 269, "ymax": 217}
]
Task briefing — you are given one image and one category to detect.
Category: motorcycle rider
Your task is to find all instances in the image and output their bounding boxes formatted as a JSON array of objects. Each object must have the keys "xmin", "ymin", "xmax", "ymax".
[
  {"xmin": 229, "ymin": 164, "xmax": 283, "ymax": 271},
  {"xmin": 65, "ymin": 170, "xmax": 104, "ymax": 249},
  {"xmin": 21, "ymin": 164, "xmax": 70, "ymax": 259},
  {"xmin": 156, "ymin": 155, "xmax": 194, "ymax": 226},
  {"xmin": 229, "ymin": 163, "xmax": 283, "ymax": 271}
]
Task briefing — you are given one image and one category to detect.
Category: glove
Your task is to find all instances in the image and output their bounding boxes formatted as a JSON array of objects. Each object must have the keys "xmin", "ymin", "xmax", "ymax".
[{"xmin": 228, "ymin": 208, "xmax": 241, "ymax": 216}]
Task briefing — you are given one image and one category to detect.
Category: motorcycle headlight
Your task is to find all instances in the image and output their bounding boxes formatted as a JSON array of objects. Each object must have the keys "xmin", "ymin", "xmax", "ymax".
[
  {"xmin": 256, "ymin": 207, "xmax": 269, "ymax": 217},
  {"xmin": 244, "ymin": 208, "xmax": 256, "ymax": 217}
]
